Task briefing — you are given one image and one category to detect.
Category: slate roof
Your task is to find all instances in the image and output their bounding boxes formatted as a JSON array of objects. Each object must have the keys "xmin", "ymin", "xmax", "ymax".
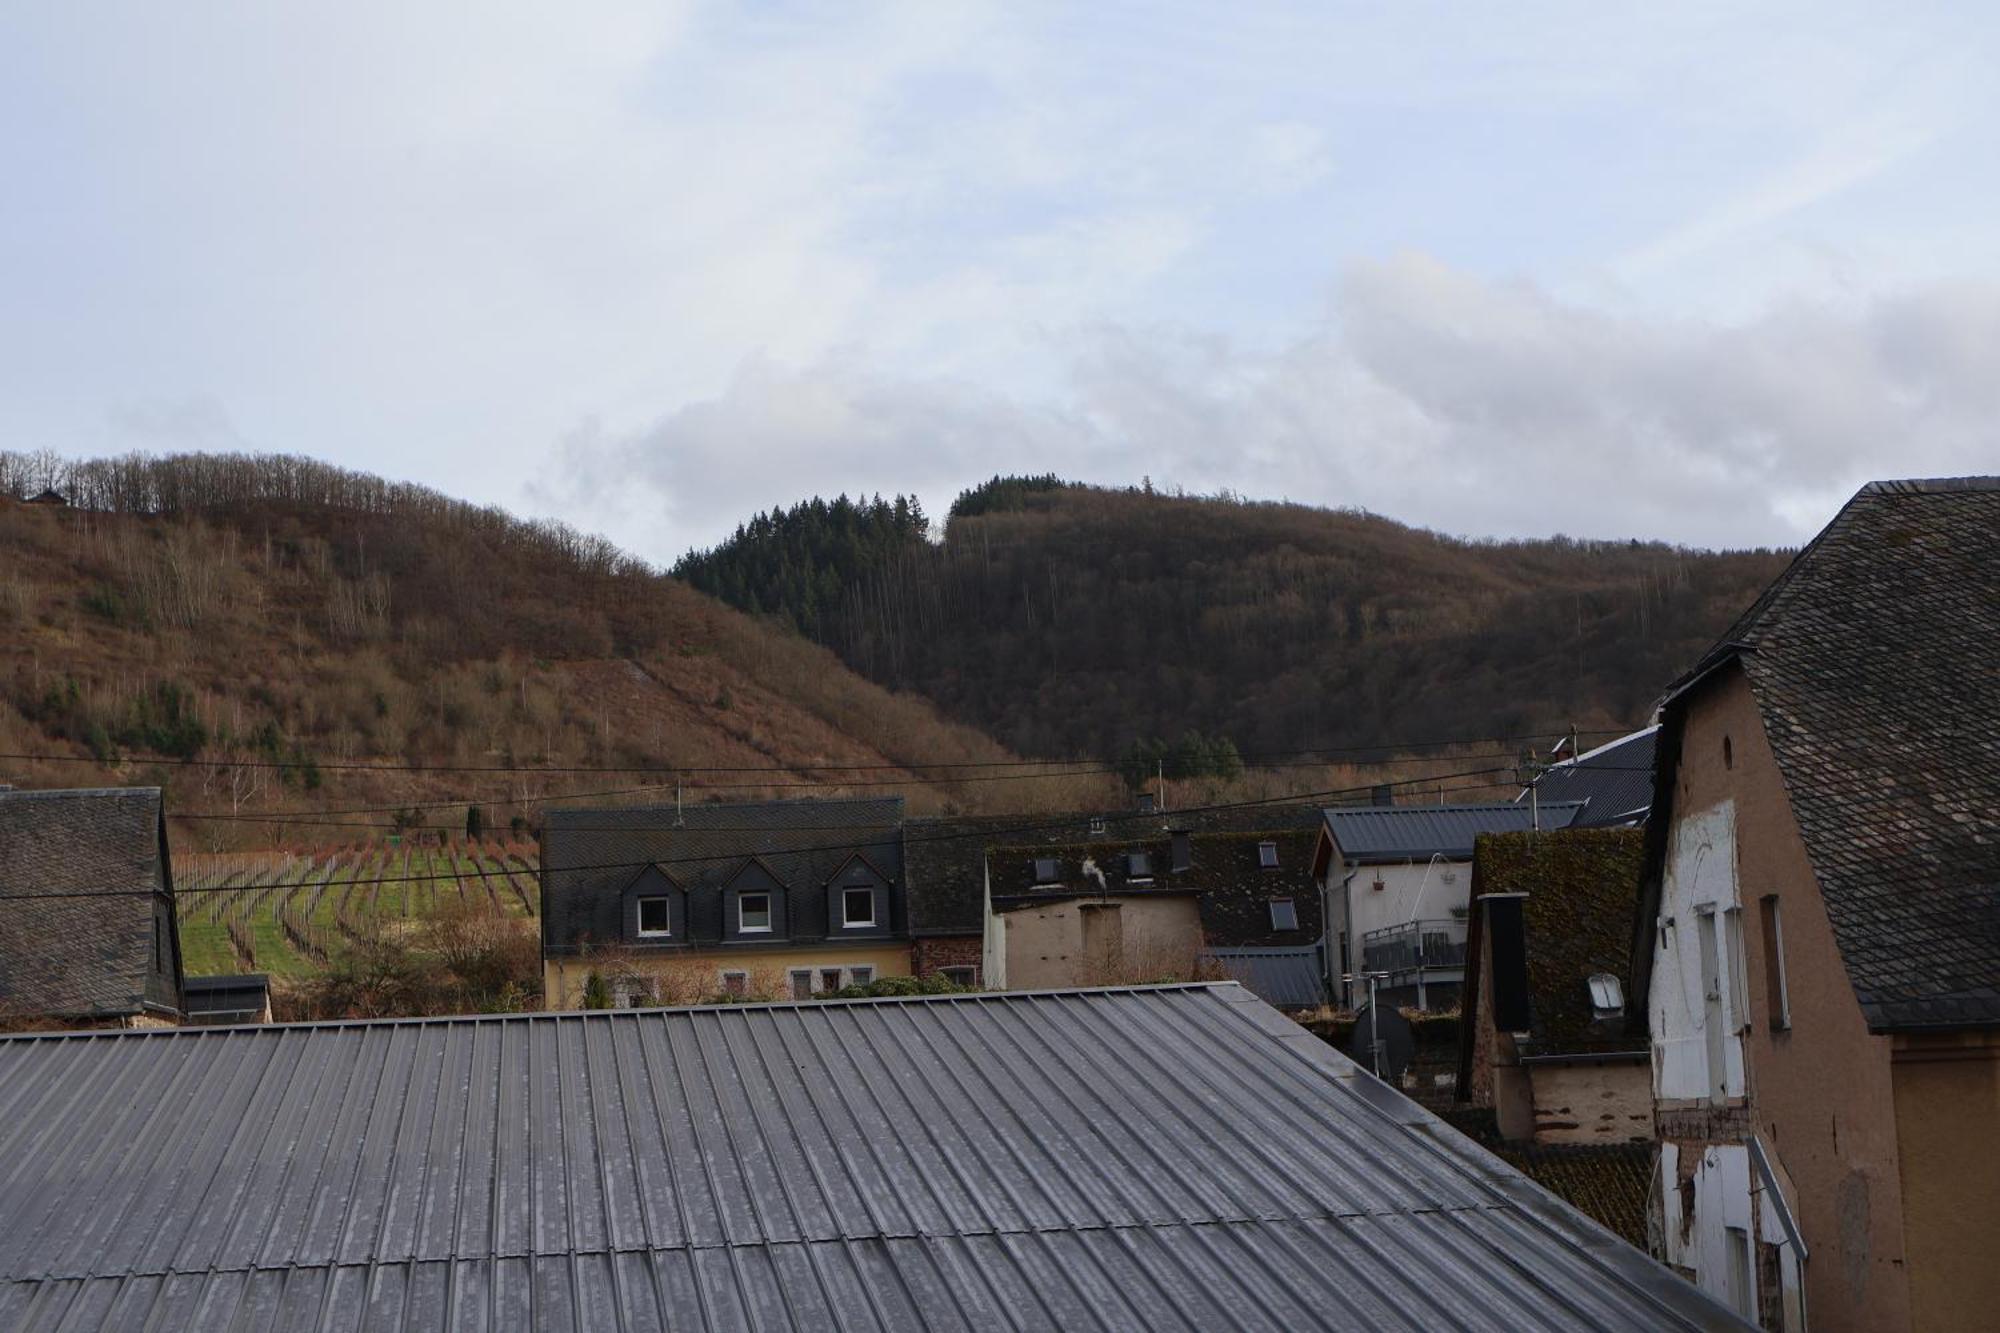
[
  {"xmin": 182, "ymin": 974, "xmax": 271, "ymax": 1024},
  {"xmin": 1653, "ymin": 476, "xmax": 2000, "ymax": 1032},
  {"xmin": 1517, "ymin": 728, "xmax": 1657, "ymax": 827},
  {"xmin": 0, "ymin": 787, "xmax": 178, "ymax": 1019},
  {"xmin": 542, "ymin": 798, "xmax": 905, "ymax": 953},
  {"xmin": 1491, "ymin": 1143, "xmax": 1655, "ymax": 1250},
  {"xmin": 1459, "ymin": 829, "xmax": 1649, "ymax": 1070},
  {"xmin": 1320, "ymin": 803, "xmax": 1584, "ymax": 865},
  {"xmin": 0, "ymin": 984, "xmax": 1746, "ymax": 1331}
]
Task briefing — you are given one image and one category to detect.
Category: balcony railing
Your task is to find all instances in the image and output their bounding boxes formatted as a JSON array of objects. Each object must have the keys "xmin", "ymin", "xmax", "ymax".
[{"xmin": 1361, "ymin": 919, "xmax": 1467, "ymax": 975}]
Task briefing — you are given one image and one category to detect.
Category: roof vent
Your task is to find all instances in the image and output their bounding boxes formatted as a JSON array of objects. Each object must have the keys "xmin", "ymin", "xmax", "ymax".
[{"xmin": 1587, "ymin": 973, "xmax": 1624, "ymax": 1017}]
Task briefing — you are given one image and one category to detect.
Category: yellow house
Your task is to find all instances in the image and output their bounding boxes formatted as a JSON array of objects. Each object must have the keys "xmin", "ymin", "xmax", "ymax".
[{"xmin": 540, "ymin": 797, "xmax": 913, "ymax": 1007}]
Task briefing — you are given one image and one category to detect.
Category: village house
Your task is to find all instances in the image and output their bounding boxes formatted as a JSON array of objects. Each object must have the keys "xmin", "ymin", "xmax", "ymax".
[
  {"xmin": 1314, "ymin": 801, "xmax": 1583, "ymax": 1009},
  {"xmin": 0, "ymin": 982, "xmax": 1752, "ymax": 1330},
  {"xmin": 981, "ymin": 825, "xmax": 1326, "ymax": 1005},
  {"xmin": 540, "ymin": 796, "xmax": 913, "ymax": 1005},
  {"xmin": 0, "ymin": 786, "xmax": 184, "ymax": 1028},
  {"xmin": 1634, "ymin": 477, "xmax": 2000, "ymax": 1332}
]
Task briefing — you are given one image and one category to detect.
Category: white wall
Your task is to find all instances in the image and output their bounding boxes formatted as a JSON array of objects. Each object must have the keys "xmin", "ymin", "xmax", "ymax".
[
  {"xmin": 1657, "ymin": 1140, "xmax": 1807, "ymax": 1330},
  {"xmin": 1650, "ymin": 801, "xmax": 1747, "ymax": 1102},
  {"xmin": 1347, "ymin": 860, "xmax": 1471, "ymax": 943}
]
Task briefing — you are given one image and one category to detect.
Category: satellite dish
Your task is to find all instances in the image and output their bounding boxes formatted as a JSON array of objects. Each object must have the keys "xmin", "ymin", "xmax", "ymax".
[{"xmin": 1346, "ymin": 1002, "xmax": 1415, "ymax": 1083}]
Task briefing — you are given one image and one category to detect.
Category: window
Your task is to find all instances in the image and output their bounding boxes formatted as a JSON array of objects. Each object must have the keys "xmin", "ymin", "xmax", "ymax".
[
  {"xmin": 842, "ymin": 887, "xmax": 876, "ymax": 928},
  {"xmin": 850, "ymin": 966, "xmax": 874, "ymax": 986},
  {"xmin": 1761, "ymin": 895, "xmax": 1791, "ymax": 1031},
  {"xmin": 1033, "ymin": 856, "xmax": 1060, "ymax": 884},
  {"xmin": 789, "ymin": 969, "xmax": 813, "ymax": 1001},
  {"xmin": 1587, "ymin": 973, "xmax": 1625, "ymax": 1017},
  {"xmin": 820, "ymin": 968, "xmax": 844, "ymax": 993},
  {"xmin": 940, "ymin": 966, "xmax": 977, "ymax": 989},
  {"xmin": 636, "ymin": 896, "xmax": 672, "ymax": 937},
  {"xmin": 738, "ymin": 892, "xmax": 772, "ymax": 933},
  {"xmin": 1268, "ymin": 898, "xmax": 1299, "ymax": 931},
  {"xmin": 1724, "ymin": 906, "xmax": 1749, "ymax": 1034},
  {"xmin": 1126, "ymin": 851, "xmax": 1152, "ymax": 882},
  {"xmin": 1088, "ymin": 816, "xmax": 1106, "ymax": 834},
  {"xmin": 1258, "ymin": 840, "xmax": 1280, "ymax": 869},
  {"xmin": 1726, "ymin": 1226, "xmax": 1754, "ymax": 1320},
  {"xmin": 720, "ymin": 971, "xmax": 748, "ymax": 998}
]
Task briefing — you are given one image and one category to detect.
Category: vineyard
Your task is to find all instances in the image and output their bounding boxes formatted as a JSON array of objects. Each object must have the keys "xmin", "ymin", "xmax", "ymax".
[{"xmin": 174, "ymin": 836, "xmax": 540, "ymax": 981}]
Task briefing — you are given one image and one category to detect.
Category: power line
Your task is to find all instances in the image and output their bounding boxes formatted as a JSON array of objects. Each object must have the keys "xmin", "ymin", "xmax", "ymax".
[{"xmin": 3, "ymin": 765, "xmax": 1524, "ymax": 902}]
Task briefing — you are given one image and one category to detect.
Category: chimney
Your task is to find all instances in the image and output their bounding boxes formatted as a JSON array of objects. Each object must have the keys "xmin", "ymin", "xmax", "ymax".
[
  {"xmin": 1169, "ymin": 829, "xmax": 1192, "ymax": 873},
  {"xmin": 1370, "ymin": 784, "xmax": 1395, "ymax": 807}
]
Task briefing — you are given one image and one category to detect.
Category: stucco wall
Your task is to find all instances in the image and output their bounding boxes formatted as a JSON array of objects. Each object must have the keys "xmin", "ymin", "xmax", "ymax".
[
  {"xmin": 1892, "ymin": 1031, "xmax": 2000, "ymax": 1333},
  {"xmin": 1346, "ymin": 860, "xmax": 1471, "ymax": 946},
  {"xmin": 544, "ymin": 944, "xmax": 911, "ymax": 1008},
  {"xmin": 998, "ymin": 896, "xmax": 1204, "ymax": 991},
  {"xmin": 1665, "ymin": 665, "xmax": 1909, "ymax": 1332},
  {"xmin": 1529, "ymin": 1060, "xmax": 1651, "ymax": 1144}
]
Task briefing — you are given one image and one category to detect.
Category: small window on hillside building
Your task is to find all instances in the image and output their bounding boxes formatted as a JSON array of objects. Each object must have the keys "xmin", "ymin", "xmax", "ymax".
[
  {"xmin": 738, "ymin": 892, "xmax": 772, "ymax": 933},
  {"xmin": 842, "ymin": 887, "xmax": 876, "ymax": 928},
  {"xmin": 1126, "ymin": 852, "xmax": 1152, "ymax": 881},
  {"xmin": 1033, "ymin": 857, "xmax": 1060, "ymax": 885},
  {"xmin": 637, "ymin": 896, "xmax": 672, "ymax": 936},
  {"xmin": 1258, "ymin": 841, "xmax": 1280, "ymax": 869},
  {"xmin": 1760, "ymin": 895, "xmax": 1791, "ymax": 1031},
  {"xmin": 1268, "ymin": 898, "xmax": 1298, "ymax": 931},
  {"xmin": 720, "ymin": 971, "xmax": 748, "ymax": 998},
  {"xmin": 1587, "ymin": 972, "xmax": 1625, "ymax": 1017}
]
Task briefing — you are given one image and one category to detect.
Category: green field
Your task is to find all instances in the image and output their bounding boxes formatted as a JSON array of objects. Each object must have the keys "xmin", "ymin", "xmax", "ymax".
[{"xmin": 175, "ymin": 837, "xmax": 539, "ymax": 981}]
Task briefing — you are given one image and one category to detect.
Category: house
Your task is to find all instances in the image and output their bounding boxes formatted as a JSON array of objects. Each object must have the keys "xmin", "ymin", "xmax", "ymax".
[
  {"xmin": 1517, "ymin": 725, "xmax": 1659, "ymax": 827},
  {"xmin": 1314, "ymin": 802, "xmax": 1583, "ymax": 1009},
  {"xmin": 1634, "ymin": 477, "xmax": 2000, "ymax": 1332},
  {"xmin": 0, "ymin": 787, "xmax": 183, "ymax": 1027},
  {"xmin": 0, "ymin": 983, "xmax": 1753, "ymax": 1330},
  {"xmin": 1457, "ymin": 827, "xmax": 1651, "ymax": 1146},
  {"xmin": 981, "ymin": 826, "xmax": 1326, "ymax": 1004},
  {"xmin": 540, "ymin": 796, "xmax": 911, "ymax": 1006}
]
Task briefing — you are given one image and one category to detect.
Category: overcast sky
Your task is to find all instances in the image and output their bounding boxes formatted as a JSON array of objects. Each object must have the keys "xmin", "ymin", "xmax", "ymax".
[{"xmin": 4, "ymin": 3, "xmax": 1996, "ymax": 561}]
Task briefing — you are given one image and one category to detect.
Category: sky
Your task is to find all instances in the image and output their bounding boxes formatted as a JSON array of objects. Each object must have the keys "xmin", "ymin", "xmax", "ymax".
[{"xmin": 3, "ymin": 2, "xmax": 1997, "ymax": 562}]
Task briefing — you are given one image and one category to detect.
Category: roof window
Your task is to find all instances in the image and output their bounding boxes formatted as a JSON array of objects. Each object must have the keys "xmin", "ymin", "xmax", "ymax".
[
  {"xmin": 1126, "ymin": 851, "xmax": 1152, "ymax": 882},
  {"xmin": 1258, "ymin": 840, "xmax": 1280, "ymax": 869},
  {"xmin": 1587, "ymin": 973, "xmax": 1624, "ymax": 1017},
  {"xmin": 1033, "ymin": 857, "xmax": 1060, "ymax": 885},
  {"xmin": 1269, "ymin": 898, "xmax": 1298, "ymax": 931}
]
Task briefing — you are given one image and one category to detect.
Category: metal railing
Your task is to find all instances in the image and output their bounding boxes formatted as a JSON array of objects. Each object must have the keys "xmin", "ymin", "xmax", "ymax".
[{"xmin": 1361, "ymin": 919, "xmax": 1467, "ymax": 975}]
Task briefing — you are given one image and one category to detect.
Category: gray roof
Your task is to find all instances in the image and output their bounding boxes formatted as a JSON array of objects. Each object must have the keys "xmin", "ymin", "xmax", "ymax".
[
  {"xmin": 0, "ymin": 787, "xmax": 177, "ymax": 1018},
  {"xmin": 1648, "ymin": 476, "xmax": 2000, "ymax": 1031},
  {"xmin": 542, "ymin": 797, "xmax": 906, "ymax": 952},
  {"xmin": 1320, "ymin": 802, "xmax": 1584, "ymax": 864},
  {"xmin": 1201, "ymin": 946, "xmax": 1329, "ymax": 1009},
  {"xmin": 1518, "ymin": 728, "xmax": 1657, "ymax": 827},
  {"xmin": 182, "ymin": 973, "xmax": 270, "ymax": 1021},
  {"xmin": 0, "ymin": 985, "xmax": 1745, "ymax": 1331}
]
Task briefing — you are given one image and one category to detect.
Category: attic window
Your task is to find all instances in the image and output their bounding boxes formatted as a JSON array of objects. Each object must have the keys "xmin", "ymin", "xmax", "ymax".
[
  {"xmin": 1269, "ymin": 898, "xmax": 1298, "ymax": 931},
  {"xmin": 1258, "ymin": 841, "xmax": 1280, "ymax": 869},
  {"xmin": 1587, "ymin": 973, "xmax": 1625, "ymax": 1017},
  {"xmin": 1033, "ymin": 857, "xmax": 1060, "ymax": 885},
  {"xmin": 636, "ymin": 897, "xmax": 672, "ymax": 937},
  {"xmin": 738, "ymin": 892, "xmax": 772, "ymax": 933},
  {"xmin": 842, "ymin": 887, "xmax": 876, "ymax": 929},
  {"xmin": 1126, "ymin": 852, "xmax": 1152, "ymax": 882}
]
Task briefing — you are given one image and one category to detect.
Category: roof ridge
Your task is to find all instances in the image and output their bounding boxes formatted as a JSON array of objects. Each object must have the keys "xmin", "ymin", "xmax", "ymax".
[{"xmin": 1859, "ymin": 475, "xmax": 2000, "ymax": 495}]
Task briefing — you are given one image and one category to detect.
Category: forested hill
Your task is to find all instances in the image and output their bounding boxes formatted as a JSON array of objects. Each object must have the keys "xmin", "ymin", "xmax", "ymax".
[{"xmin": 674, "ymin": 477, "xmax": 1793, "ymax": 759}]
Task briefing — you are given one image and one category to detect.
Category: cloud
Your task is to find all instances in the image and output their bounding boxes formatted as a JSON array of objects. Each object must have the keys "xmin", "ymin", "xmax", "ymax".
[{"xmin": 556, "ymin": 255, "xmax": 2000, "ymax": 560}]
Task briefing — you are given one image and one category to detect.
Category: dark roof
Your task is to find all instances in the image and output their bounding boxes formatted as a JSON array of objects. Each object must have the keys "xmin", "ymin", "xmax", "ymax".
[
  {"xmin": 0, "ymin": 985, "xmax": 1746, "ymax": 1331},
  {"xmin": 542, "ymin": 797, "xmax": 905, "ymax": 951},
  {"xmin": 1460, "ymin": 829, "xmax": 1649, "ymax": 1072},
  {"xmin": 1320, "ymin": 803, "xmax": 1584, "ymax": 864},
  {"xmin": 1518, "ymin": 728, "xmax": 1657, "ymax": 827},
  {"xmin": 989, "ymin": 828, "xmax": 1322, "ymax": 947},
  {"xmin": 906, "ymin": 803, "xmax": 1324, "ymax": 937},
  {"xmin": 0, "ymin": 787, "xmax": 177, "ymax": 1019},
  {"xmin": 1202, "ymin": 946, "xmax": 1329, "ymax": 1009},
  {"xmin": 1649, "ymin": 476, "xmax": 2000, "ymax": 1031},
  {"xmin": 1492, "ymin": 1143, "xmax": 1655, "ymax": 1250},
  {"xmin": 181, "ymin": 974, "xmax": 270, "ymax": 1021}
]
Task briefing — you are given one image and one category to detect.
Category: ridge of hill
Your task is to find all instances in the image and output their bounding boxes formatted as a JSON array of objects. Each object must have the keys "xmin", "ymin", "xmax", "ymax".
[
  {"xmin": 0, "ymin": 452, "xmax": 1058, "ymax": 845},
  {"xmin": 675, "ymin": 476, "xmax": 1795, "ymax": 759}
]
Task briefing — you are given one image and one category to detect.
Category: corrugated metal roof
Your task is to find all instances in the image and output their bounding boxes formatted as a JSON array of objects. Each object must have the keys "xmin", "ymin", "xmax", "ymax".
[
  {"xmin": 0, "ymin": 985, "xmax": 1745, "ymax": 1331},
  {"xmin": 1321, "ymin": 802, "xmax": 1584, "ymax": 863},
  {"xmin": 1201, "ymin": 946, "xmax": 1328, "ymax": 1009},
  {"xmin": 1518, "ymin": 728, "xmax": 1657, "ymax": 827}
]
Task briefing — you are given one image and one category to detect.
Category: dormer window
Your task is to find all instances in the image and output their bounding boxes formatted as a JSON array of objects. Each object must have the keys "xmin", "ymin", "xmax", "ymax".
[
  {"xmin": 1033, "ymin": 857, "xmax": 1060, "ymax": 885},
  {"xmin": 636, "ymin": 897, "xmax": 673, "ymax": 937},
  {"xmin": 842, "ymin": 887, "xmax": 876, "ymax": 928},
  {"xmin": 1587, "ymin": 973, "xmax": 1625, "ymax": 1017},
  {"xmin": 1258, "ymin": 841, "xmax": 1280, "ymax": 869},
  {"xmin": 1269, "ymin": 898, "xmax": 1298, "ymax": 931},
  {"xmin": 739, "ymin": 893, "xmax": 772, "ymax": 933},
  {"xmin": 1126, "ymin": 852, "xmax": 1152, "ymax": 882}
]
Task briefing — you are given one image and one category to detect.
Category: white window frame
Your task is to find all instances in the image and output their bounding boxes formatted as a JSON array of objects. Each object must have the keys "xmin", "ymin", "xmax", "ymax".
[
  {"xmin": 1258, "ymin": 840, "xmax": 1280, "ymax": 869},
  {"xmin": 842, "ymin": 886, "xmax": 876, "ymax": 929},
  {"xmin": 849, "ymin": 966, "xmax": 875, "ymax": 986},
  {"xmin": 719, "ymin": 970, "xmax": 749, "ymax": 998},
  {"xmin": 1761, "ymin": 894, "xmax": 1792, "ymax": 1031},
  {"xmin": 940, "ymin": 965, "xmax": 977, "ymax": 988},
  {"xmin": 737, "ymin": 892, "xmax": 773, "ymax": 934},
  {"xmin": 636, "ymin": 895, "xmax": 673, "ymax": 937}
]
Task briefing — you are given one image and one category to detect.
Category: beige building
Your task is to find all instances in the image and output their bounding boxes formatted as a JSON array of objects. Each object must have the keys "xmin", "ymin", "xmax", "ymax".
[{"xmin": 1635, "ymin": 477, "xmax": 2000, "ymax": 1332}]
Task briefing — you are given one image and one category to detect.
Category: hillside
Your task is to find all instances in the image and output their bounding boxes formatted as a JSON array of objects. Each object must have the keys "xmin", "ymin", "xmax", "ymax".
[
  {"xmin": 0, "ymin": 452, "xmax": 1055, "ymax": 847},
  {"xmin": 676, "ymin": 477, "xmax": 1794, "ymax": 759}
]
